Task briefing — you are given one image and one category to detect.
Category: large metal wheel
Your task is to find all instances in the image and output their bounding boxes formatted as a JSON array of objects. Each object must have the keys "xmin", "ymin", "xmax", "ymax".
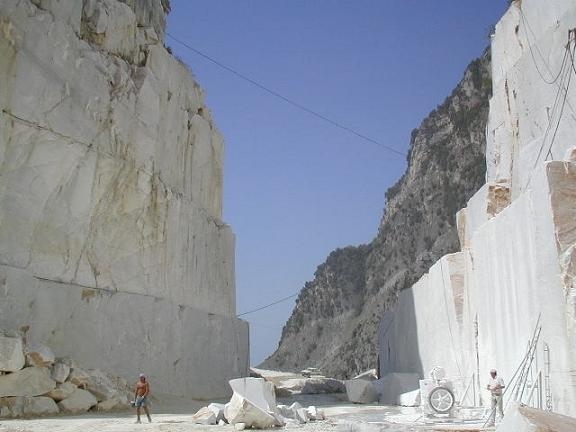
[{"xmin": 428, "ymin": 386, "xmax": 455, "ymax": 413}]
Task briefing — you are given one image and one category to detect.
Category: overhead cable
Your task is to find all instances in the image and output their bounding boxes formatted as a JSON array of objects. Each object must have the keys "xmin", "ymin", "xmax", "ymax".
[
  {"xmin": 530, "ymin": 33, "xmax": 575, "ymax": 174},
  {"xmin": 237, "ymin": 293, "xmax": 299, "ymax": 317},
  {"xmin": 521, "ymin": 21, "xmax": 576, "ymax": 190},
  {"xmin": 166, "ymin": 33, "xmax": 406, "ymax": 157},
  {"xmin": 519, "ymin": 8, "xmax": 569, "ymax": 85}
]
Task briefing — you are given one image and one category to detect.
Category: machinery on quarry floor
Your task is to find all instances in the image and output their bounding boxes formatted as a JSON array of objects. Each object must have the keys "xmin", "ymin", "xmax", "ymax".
[{"xmin": 420, "ymin": 367, "xmax": 456, "ymax": 416}]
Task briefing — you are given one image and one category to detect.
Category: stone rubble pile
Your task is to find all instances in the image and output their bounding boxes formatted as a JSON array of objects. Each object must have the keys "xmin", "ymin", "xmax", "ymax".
[
  {"xmin": 0, "ymin": 331, "xmax": 131, "ymax": 418},
  {"xmin": 192, "ymin": 377, "xmax": 325, "ymax": 429}
]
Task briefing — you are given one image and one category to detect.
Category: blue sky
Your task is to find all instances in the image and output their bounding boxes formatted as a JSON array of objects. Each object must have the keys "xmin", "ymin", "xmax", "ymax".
[{"xmin": 166, "ymin": 1, "xmax": 509, "ymax": 366}]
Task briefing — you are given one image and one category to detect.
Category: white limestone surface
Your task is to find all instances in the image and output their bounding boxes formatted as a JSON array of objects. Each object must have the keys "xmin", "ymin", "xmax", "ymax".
[
  {"xmin": 25, "ymin": 341, "xmax": 56, "ymax": 368},
  {"xmin": 379, "ymin": 254, "xmax": 469, "ymax": 383},
  {"xmin": 228, "ymin": 378, "xmax": 280, "ymax": 418},
  {"xmin": 0, "ymin": 265, "xmax": 249, "ymax": 399},
  {"xmin": 487, "ymin": 0, "xmax": 576, "ymax": 198},
  {"xmin": 381, "ymin": 164, "xmax": 576, "ymax": 415},
  {"xmin": 380, "ymin": 0, "xmax": 576, "ymax": 417},
  {"xmin": 0, "ymin": 367, "xmax": 56, "ymax": 397},
  {"xmin": 0, "ymin": 0, "xmax": 248, "ymax": 399},
  {"xmin": 46, "ymin": 382, "xmax": 77, "ymax": 402},
  {"xmin": 51, "ymin": 362, "xmax": 71, "ymax": 384},
  {"xmin": 377, "ymin": 373, "xmax": 420, "ymax": 406},
  {"xmin": 58, "ymin": 388, "xmax": 98, "ymax": 413},
  {"xmin": 497, "ymin": 402, "xmax": 576, "ymax": 432},
  {"xmin": 225, "ymin": 393, "xmax": 283, "ymax": 429},
  {"xmin": 344, "ymin": 379, "xmax": 379, "ymax": 404},
  {"xmin": 0, "ymin": 335, "xmax": 25, "ymax": 372}
]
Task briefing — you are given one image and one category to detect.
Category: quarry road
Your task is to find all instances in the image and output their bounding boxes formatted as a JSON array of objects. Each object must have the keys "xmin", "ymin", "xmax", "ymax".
[
  {"xmin": 0, "ymin": 395, "xmax": 489, "ymax": 432},
  {"xmin": 0, "ymin": 396, "xmax": 490, "ymax": 432},
  {"xmin": 0, "ymin": 414, "xmax": 491, "ymax": 432}
]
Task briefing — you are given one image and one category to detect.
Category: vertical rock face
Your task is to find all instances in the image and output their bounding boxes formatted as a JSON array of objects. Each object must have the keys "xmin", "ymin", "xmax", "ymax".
[
  {"xmin": 381, "ymin": 0, "xmax": 576, "ymax": 416},
  {"xmin": 0, "ymin": 0, "xmax": 248, "ymax": 398},
  {"xmin": 261, "ymin": 52, "xmax": 491, "ymax": 376}
]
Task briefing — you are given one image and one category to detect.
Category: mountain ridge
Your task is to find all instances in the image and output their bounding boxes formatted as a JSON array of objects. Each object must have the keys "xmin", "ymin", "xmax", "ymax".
[{"xmin": 261, "ymin": 50, "xmax": 492, "ymax": 377}]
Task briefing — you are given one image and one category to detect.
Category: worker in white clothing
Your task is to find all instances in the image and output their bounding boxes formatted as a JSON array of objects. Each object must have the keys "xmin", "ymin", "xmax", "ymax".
[{"xmin": 486, "ymin": 369, "xmax": 505, "ymax": 426}]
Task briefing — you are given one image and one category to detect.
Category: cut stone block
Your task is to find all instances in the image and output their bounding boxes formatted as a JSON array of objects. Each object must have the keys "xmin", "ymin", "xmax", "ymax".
[
  {"xmin": 307, "ymin": 405, "xmax": 324, "ymax": 420},
  {"xmin": 192, "ymin": 406, "xmax": 217, "ymax": 425},
  {"xmin": 82, "ymin": 369, "xmax": 119, "ymax": 401},
  {"xmin": 276, "ymin": 404, "xmax": 292, "ymax": 419},
  {"xmin": 301, "ymin": 377, "xmax": 345, "ymax": 394},
  {"xmin": 274, "ymin": 378, "xmax": 306, "ymax": 396},
  {"xmin": 224, "ymin": 392, "xmax": 283, "ymax": 429},
  {"xmin": 51, "ymin": 362, "xmax": 71, "ymax": 384},
  {"xmin": 378, "ymin": 373, "xmax": 420, "ymax": 405},
  {"xmin": 0, "ymin": 336, "xmax": 25, "ymax": 372},
  {"xmin": 25, "ymin": 341, "xmax": 55, "ymax": 368},
  {"xmin": 208, "ymin": 402, "xmax": 226, "ymax": 423},
  {"xmin": 497, "ymin": 403, "xmax": 576, "ymax": 431},
  {"xmin": 228, "ymin": 377, "xmax": 280, "ymax": 417},
  {"xmin": 277, "ymin": 402, "xmax": 321, "ymax": 423},
  {"xmin": 0, "ymin": 396, "xmax": 59, "ymax": 417},
  {"xmin": 0, "ymin": 367, "xmax": 56, "ymax": 397},
  {"xmin": 97, "ymin": 395, "xmax": 129, "ymax": 411},
  {"xmin": 23, "ymin": 397, "xmax": 59, "ymax": 416},
  {"xmin": 345, "ymin": 379, "xmax": 379, "ymax": 404},
  {"xmin": 277, "ymin": 402, "xmax": 306, "ymax": 423},
  {"xmin": 67, "ymin": 367, "xmax": 90, "ymax": 388},
  {"xmin": 225, "ymin": 378, "xmax": 284, "ymax": 428},
  {"xmin": 46, "ymin": 382, "xmax": 77, "ymax": 401},
  {"xmin": 249, "ymin": 367, "xmax": 302, "ymax": 386},
  {"xmin": 398, "ymin": 389, "xmax": 421, "ymax": 407},
  {"xmin": 0, "ymin": 396, "xmax": 25, "ymax": 417},
  {"xmin": 58, "ymin": 388, "xmax": 98, "ymax": 413},
  {"xmin": 295, "ymin": 406, "xmax": 310, "ymax": 423}
]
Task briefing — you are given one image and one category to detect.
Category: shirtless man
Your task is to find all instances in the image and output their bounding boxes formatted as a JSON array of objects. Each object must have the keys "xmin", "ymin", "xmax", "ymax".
[{"xmin": 134, "ymin": 373, "xmax": 151, "ymax": 423}]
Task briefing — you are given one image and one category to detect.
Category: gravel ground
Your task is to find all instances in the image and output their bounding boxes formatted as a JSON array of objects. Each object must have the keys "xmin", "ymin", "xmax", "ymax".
[{"xmin": 0, "ymin": 394, "xmax": 491, "ymax": 432}]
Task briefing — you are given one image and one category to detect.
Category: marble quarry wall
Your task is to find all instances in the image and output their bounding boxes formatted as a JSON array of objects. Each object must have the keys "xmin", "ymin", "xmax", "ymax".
[
  {"xmin": 0, "ymin": 0, "xmax": 249, "ymax": 398},
  {"xmin": 380, "ymin": 0, "xmax": 576, "ymax": 416}
]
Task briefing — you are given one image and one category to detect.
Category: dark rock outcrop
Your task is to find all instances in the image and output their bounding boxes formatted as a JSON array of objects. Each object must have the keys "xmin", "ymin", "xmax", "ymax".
[{"xmin": 261, "ymin": 50, "xmax": 492, "ymax": 378}]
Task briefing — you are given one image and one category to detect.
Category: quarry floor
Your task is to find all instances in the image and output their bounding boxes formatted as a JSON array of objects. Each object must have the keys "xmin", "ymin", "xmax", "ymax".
[{"xmin": 0, "ymin": 394, "xmax": 493, "ymax": 432}]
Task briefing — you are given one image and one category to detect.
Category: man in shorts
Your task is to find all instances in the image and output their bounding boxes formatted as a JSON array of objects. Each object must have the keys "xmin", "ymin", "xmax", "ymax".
[{"xmin": 134, "ymin": 373, "xmax": 152, "ymax": 423}]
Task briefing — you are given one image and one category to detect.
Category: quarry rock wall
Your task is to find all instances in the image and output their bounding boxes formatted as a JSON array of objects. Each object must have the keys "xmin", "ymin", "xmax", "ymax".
[
  {"xmin": 0, "ymin": 0, "xmax": 248, "ymax": 398},
  {"xmin": 380, "ymin": 0, "xmax": 576, "ymax": 415}
]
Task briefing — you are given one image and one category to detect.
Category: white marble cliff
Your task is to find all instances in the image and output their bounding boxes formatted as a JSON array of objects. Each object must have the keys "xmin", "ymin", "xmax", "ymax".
[
  {"xmin": 0, "ymin": 0, "xmax": 248, "ymax": 398},
  {"xmin": 380, "ymin": 0, "xmax": 576, "ymax": 416}
]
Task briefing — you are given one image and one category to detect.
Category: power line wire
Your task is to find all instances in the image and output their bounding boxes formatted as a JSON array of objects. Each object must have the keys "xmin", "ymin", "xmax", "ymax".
[
  {"xmin": 519, "ymin": 8, "xmax": 569, "ymax": 85},
  {"xmin": 544, "ymin": 44, "xmax": 574, "ymax": 159},
  {"xmin": 166, "ymin": 33, "xmax": 406, "ymax": 157},
  {"xmin": 237, "ymin": 293, "xmax": 299, "ymax": 317},
  {"xmin": 529, "ymin": 35, "xmax": 575, "ymax": 175},
  {"xmin": 521, "ymin": 21, "xmax": 576, "ymax": 190},
  {"xmin": 531, "ymin": 55, "xmax": 571, "ymax": 169}
]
